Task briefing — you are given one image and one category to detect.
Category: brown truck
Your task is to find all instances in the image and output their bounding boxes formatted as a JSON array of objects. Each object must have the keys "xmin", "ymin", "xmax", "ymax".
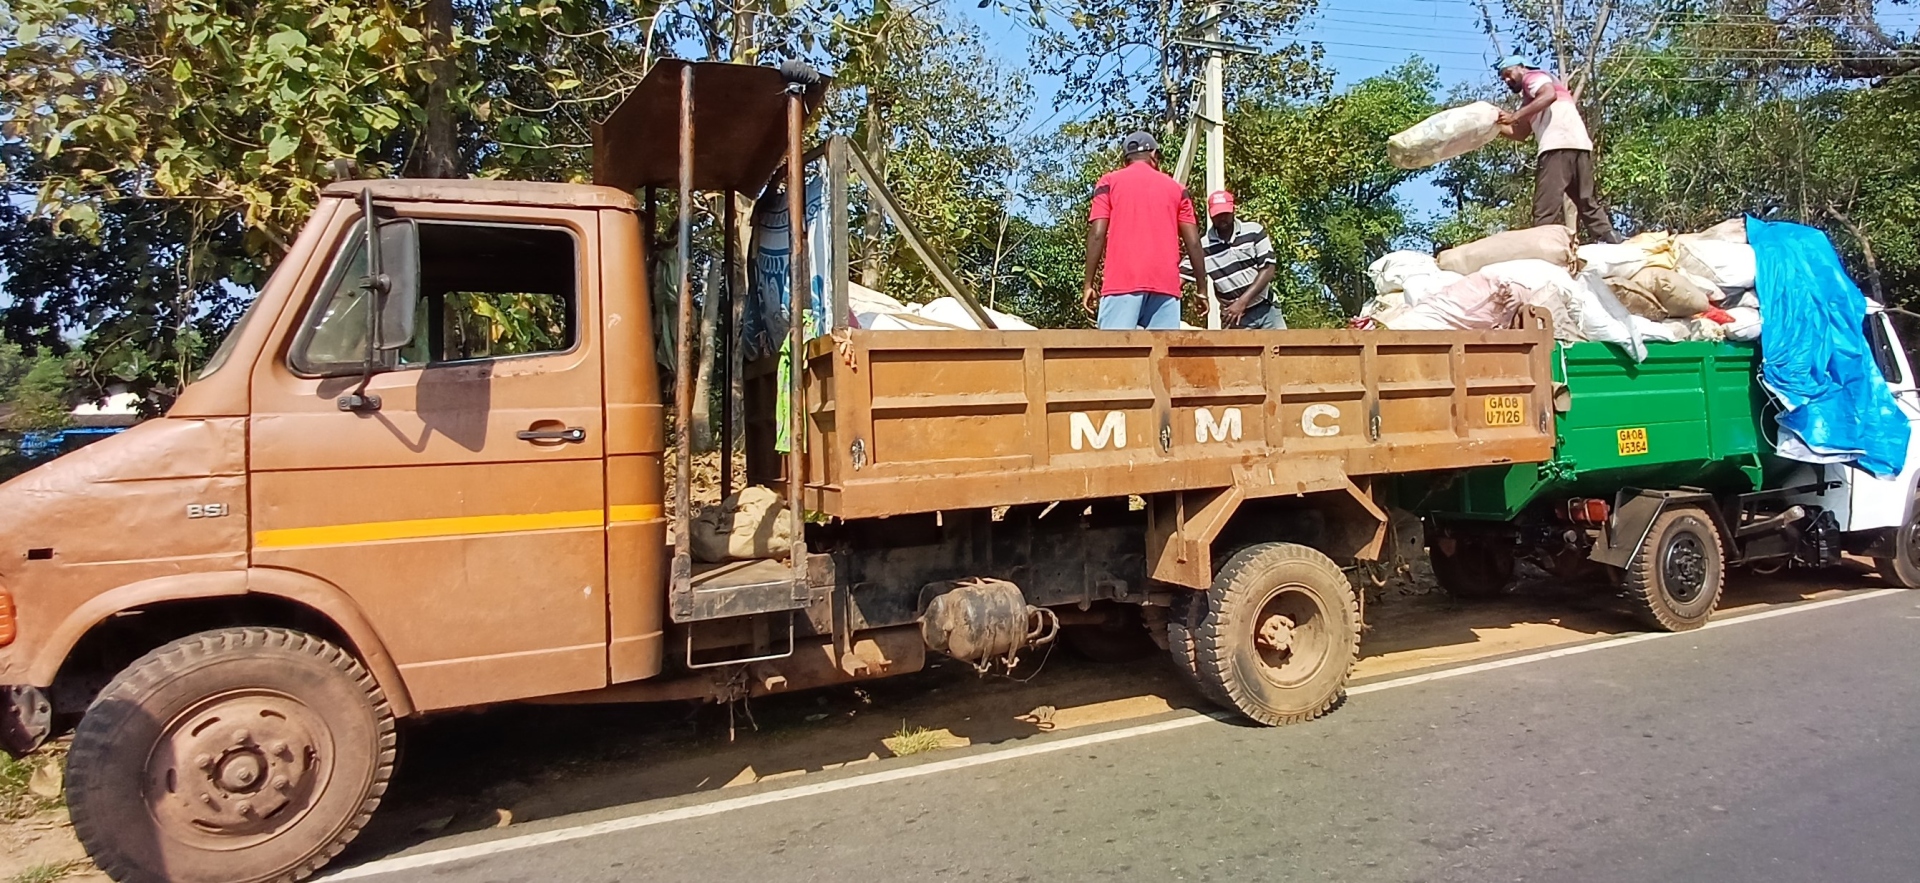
[{"xmin": 0, "ymin": 61, "xmax": 1554, "ymax": 883}]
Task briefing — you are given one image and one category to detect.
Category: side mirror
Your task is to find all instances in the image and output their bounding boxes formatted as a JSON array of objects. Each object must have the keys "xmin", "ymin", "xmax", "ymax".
[
  {"xmin": 374, "ymin": 219, "xmax": 419, "ymax": 351},
  {"xmin": 339, "ymin": 190, "xmax": 420, "ymax": 413}
]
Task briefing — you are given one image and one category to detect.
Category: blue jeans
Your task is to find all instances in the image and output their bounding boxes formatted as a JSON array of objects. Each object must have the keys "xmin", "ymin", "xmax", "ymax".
[
  {"xmin": 1231, "ymin": 299, "xmax": 1283, "ymax": 330},
  {"xmin": 1097, "ymin": 292, "xmax": 1181, "ymax": 329}
]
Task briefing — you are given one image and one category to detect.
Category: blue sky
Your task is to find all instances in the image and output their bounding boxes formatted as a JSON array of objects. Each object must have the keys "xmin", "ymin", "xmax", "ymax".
[{"xmin": 956, "ymin": 0, "xmax": 1507, "ymax": 220}]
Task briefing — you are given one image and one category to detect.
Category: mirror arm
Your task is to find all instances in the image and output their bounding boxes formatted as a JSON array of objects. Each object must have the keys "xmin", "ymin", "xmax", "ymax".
[{"xmin": 340, "ymin": 188, "xmax": 389, "ymax": 412}]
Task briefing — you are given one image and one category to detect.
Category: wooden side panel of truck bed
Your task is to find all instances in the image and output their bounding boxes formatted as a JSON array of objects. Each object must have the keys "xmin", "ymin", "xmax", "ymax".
[{"xmin": 747, "ymin": 325, "xmax": 1555, "ymax": 519}]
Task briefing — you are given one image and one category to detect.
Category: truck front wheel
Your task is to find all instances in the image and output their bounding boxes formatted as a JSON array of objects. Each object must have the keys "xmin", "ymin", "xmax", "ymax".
[
  {"xmin": 66, "ymin": 627, "xmax": 396, "ymax": 883},
  {"xmin": 1191, "ymin": 543, "xmax": 1361, "ymax": 726},
  {"xmin": 1624, "ymin": 507, "xmax": 1725, "ymax": 631},
  {"xmin": 1872, "ymin": 493, "xmax": 1920, "ymax": 588}
]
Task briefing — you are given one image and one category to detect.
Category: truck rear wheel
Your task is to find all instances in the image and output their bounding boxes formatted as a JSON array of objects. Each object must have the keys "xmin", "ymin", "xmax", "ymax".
[
  {"xmin": 1430, "ymin": 535, "xmax": 1515, "ymax": 600},
  {"xmin": 1872, "ymin": 493, "xmax": 1920, "ymax": 588},
  {"xmin": 66, "ymin": 628, "xmax": 396, "ymax": 883},
  {"xmin": 1624, "ymin": 507, "xmax": 1724, "ymax": 631},
  {"xmin": 1190, "ymin": 543, "xmax": 1361, "ymax": 726}
]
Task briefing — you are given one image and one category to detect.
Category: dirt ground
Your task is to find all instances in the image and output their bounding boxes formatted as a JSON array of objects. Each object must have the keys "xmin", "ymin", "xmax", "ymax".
[{"xmin": 0, "ymin": 559, "xmax": 1898, "ymax": 881}]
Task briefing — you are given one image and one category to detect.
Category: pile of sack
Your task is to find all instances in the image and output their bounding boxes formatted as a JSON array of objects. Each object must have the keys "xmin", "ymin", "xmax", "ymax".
[
  {"xmin": 849, "ymin": 283, "xmax": 1036, "ymax": 331},
  {"xmin": 1357, "ymin": 218, "xmax": 1763, "ymax": 361}
]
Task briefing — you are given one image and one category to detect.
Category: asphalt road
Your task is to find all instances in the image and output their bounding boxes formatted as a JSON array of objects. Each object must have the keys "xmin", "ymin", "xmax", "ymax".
[{"xmin": 333, "ymin": 589, "xmax": 1920, "ymax": 883}]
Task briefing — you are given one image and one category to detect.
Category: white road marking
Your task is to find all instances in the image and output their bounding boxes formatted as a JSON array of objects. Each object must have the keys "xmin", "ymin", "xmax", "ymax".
[{"xmin": 324, "ymin": 588, "xmax": 1903, "ymax": 880}]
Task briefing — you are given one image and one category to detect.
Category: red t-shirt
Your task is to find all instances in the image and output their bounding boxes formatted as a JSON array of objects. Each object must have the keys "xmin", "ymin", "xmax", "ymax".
[{"xmin": 1089, "ymin": 162, "xmax": 1197, "ymax": 297}]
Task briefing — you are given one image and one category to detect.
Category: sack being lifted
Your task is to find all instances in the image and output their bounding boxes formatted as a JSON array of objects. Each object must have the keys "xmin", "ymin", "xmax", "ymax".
[{"xmin": 1388, "ymin": 102, "xmax": 1504, "ymax": 170}]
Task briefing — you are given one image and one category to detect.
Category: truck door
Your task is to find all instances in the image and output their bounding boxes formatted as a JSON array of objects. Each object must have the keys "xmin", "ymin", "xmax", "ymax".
[
  {"xmin": 248, "ymin": 203, "xmax": 610, "ymax": 711},
  {"xmin": 1845, "ymin": 310, "xmax": 1920, "ymax": 530}
]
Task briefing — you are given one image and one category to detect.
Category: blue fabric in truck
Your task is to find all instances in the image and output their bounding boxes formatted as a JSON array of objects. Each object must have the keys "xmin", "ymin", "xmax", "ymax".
[{"xmin": 1747, "ymin": 217, "xmax": 1910, "ymax": 478}]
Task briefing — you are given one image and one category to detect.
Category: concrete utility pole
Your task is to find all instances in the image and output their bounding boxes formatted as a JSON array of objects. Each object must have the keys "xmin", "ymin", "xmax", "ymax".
[
  {"xmin": 1174, "ymin": 5, "xmax": 1252, "ymax": 329},
  {"xmin": 1201, "ymin": 2, "xmax": 1226, "ymax": 329}
]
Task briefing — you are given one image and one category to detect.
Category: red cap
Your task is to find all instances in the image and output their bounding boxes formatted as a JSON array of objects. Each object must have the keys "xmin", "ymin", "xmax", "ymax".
[{"xmin": 1206, "ymin": 190, "xmax": 1235, "ymax": 215}]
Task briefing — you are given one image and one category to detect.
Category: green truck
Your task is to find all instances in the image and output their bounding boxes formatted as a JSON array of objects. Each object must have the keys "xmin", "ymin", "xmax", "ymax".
[{"xmin": 1392, "ymin": 305, "xmax": 1920, "ymax": 630}]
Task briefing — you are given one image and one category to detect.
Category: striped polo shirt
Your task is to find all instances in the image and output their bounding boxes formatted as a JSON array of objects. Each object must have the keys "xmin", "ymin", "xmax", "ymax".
[{"xmin": 1181, "ymin": 220, "xmax": 1277, "ymax": 305}]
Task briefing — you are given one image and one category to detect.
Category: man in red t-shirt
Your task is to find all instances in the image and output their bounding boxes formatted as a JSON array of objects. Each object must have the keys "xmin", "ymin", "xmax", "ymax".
[{"xmin": 1083, "ymin": 132, "xmax": 1211, "ymax": 329}]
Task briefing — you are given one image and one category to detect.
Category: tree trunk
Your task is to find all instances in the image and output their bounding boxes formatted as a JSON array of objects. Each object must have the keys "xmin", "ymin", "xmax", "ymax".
[
  {"xmin": 859, "ymin": 94, "xmax": 890, "ymax": 290},
  {"xmin": 418, "ymin": 0, "xmax": 459, "ymax": 178}
]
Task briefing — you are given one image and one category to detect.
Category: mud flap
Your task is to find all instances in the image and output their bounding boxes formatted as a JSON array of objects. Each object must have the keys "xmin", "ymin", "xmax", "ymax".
[{"xmin": 1592, "ymin": 490, "xmax": 1723, "ymax": 570}]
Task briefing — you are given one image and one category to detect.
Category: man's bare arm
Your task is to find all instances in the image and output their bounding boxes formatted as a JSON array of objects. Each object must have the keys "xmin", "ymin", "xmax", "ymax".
[
  {"xmin": 1084, "ymin": 218, "xmax": 1110, "ymax": 313},
  {"xmin": 1179, "ymin": 220, "xmax": 1210, "ymax": 304}
]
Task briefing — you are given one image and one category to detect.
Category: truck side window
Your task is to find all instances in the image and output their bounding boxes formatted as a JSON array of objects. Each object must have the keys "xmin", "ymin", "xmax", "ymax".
[
  {"xmin": 293, "ymin": 221, "xmax": 578, "ymax": 375},
  {"xmin": 1887, "ymin": 310, "xmax": 1920, "ymax": 383}
]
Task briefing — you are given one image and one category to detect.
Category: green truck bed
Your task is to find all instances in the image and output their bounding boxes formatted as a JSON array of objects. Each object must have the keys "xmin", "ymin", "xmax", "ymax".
[{"xmin": 1391, "ymin": 339, "xmax": 1771, "ymax": 520}]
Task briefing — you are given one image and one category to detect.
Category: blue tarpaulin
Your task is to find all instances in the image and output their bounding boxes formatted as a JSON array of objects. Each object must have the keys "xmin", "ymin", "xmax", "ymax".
[{"xmin": 1748, "ymin": 217, "xmax": 1910, "ymax": 478}]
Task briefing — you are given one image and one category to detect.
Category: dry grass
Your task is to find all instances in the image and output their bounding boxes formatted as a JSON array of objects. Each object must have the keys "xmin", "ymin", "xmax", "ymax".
[
  {"xmin": 0, "ymin": 747, "xmax": 64, "ymax": 821},
  {"xmin": 883, "ymin": 723, "xmax": 947, "ymax": 757},
  {"xmin": 6, "ymin": 861, "xmax": 86, "ymax": 883}
]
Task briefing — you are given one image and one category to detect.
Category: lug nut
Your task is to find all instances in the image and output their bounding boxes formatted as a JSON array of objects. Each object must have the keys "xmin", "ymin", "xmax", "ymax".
[
  {"xmin": 195, "ymin": 753, "xmax": 214, "ymax": 770},
  {"xmin": 231, "ymin": 728, "xmax": 250, "ymax": 745},
  {"xmin": 236, "ymin": 801, "xmax": 255, "ymax": 818},
  {"xmin": 272, "ymin": 776, "xmax": 290, "ymax": 792},
  {"xmin": 199, "ymin": 793, "xmax": 216, "ymax": 807}
]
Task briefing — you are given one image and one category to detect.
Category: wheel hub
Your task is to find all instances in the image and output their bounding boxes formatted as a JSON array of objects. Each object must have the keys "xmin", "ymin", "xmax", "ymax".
[
  {"xmin": 1255, "ymin": 614, "xmax": 1296, "ymax": 654},
  {"xmin": 1662, "ymin": 533, "xmax": 1708, "ymax": 603},
  {"xmin": 148, "ymin": 692, "xmax": 330, "ymax": 845},
  {"xmin": 1250, "ymin": 585, "xmax": 1330, "ymax": 688}
]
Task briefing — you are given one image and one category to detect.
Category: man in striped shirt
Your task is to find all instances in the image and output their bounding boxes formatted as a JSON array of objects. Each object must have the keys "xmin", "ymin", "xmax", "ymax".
[{"xmin": 1181, "ymin": 190, "xmax": 1283, "ymax": 329}]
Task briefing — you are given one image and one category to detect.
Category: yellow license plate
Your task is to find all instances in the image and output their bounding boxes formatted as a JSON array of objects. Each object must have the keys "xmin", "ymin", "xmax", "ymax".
[
  {"xmin": 1484, "ymin": 395, "xmax": 1525, "ymax": 427},
  {"xmin": 1617, "ymin": 427, "xmax": 1649, "ymax": 456}
]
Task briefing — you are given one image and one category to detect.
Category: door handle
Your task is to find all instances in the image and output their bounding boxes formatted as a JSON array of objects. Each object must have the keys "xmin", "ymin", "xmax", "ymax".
[{"xmin": 517, "ymin": 426, "xmax": 587, "ymax": 444}]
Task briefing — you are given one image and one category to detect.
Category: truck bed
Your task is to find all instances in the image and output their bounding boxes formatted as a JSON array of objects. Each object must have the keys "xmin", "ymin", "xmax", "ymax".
[
  {"xmin": 1389, "ymin": 339, "xmax": 1769, "ymax": 520},
  {"xmin": 747, "ymin": 326, "xmax": 1557, "ymax": 519}
]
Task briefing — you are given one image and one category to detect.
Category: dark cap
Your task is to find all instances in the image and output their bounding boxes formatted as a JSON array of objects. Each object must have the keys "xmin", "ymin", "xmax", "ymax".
[{"xmin": 1121, "ymin": 131, "xmax": 1160, "ymax": 156}]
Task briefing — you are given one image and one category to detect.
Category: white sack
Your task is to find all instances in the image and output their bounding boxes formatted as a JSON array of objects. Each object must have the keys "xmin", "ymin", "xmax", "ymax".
[
  {"xmin": 1367, "ymin": 250, "xmax": 1441, "ymax": 295},
  {"xmin": 1388, "ymin": 102, "xmax": 1504, "ymax": 170},
  {"xmin": 1567, "ymin": 270, "xmax": 1647, "ymax": 361},
  {"xmin": 1634, "ymin": 315, "xmax": 1680, "ymax": 342},
  {"xmin": 1673, "ymin": 237, "xmax": 1757, "ymax": 291},
  {"xmin": 1379, "ymin": 273, "xmax": 1525, "ymax": 331},
  {"xmin": 1724, "ymin": 306, "xmax": 1763, "ymax": 341},
  {"xmin": 1478, "ymin": 259, "xmax": 1587, "ymax": 341},
  {"xmin": 1575, "ymin": 242, "xmax": 1653, "ymax": 279},
  {"xmin": 913, "ymin": 296, "xmax": 1037, "ymax": 331}
]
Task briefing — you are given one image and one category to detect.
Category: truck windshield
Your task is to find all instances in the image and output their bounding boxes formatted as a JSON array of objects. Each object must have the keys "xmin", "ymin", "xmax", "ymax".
[{"xmin": 194, "ymin": 296, "xmax": 262, "ymax": 382}]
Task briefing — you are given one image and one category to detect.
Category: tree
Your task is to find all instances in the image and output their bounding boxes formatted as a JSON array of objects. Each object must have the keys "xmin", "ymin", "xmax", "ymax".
[{"xmin": 1227, "ymin": 63, "xmax": 1441, "ymax": 320}]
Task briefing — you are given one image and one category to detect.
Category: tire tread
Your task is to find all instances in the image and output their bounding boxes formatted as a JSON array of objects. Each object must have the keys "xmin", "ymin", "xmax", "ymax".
[
  {"xmin": 66, "ymin": 627, "xmax": 395, "ymax": 883},
  {"xmin": 1191, "ymin": 543, "xmax": 1361, "ymax": 727}
]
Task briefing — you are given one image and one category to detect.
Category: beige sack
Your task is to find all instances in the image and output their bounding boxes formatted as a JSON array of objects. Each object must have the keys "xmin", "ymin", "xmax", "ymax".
[
  {"xmin": 1610, "ymin": 276, "xmax": 1664, "ymax": 320},
  {"xmin": 1437, "ymin": 226, "xmax": 1575, "ymax": 276},
  {"xmin": 1629, "ymin": 267, "xmax": 1713, "ymax": 318},
  {"xmin": 1688, "ymin": 218, "xmax": 1747, "ymax": 244},
  {"xmin": 690, "ymin": 486, "xmax": 793, "ymax": 563}
]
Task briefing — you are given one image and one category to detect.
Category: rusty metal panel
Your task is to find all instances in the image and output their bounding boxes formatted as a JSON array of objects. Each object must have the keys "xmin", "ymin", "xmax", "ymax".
[
  {"xmin": 789, "ymin": 326, "xmax": 1555, "ymax": 519},
  {"xmin": 594, "ymin": 60, "xmax": 830, "ymax": 194}
]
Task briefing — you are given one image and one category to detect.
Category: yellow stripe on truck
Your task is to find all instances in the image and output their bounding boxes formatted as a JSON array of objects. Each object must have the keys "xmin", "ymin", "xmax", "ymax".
[{"xmin": 254, "ymin": 503, "xmax": 665, "ymax": 549}]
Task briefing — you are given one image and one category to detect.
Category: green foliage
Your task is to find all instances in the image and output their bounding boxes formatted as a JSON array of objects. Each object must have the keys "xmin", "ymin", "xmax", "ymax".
[
  {"xmin": 0, "ymin": 341, "xmax": 75, "ymax": 432},
  {"xmin": 1228, "ymin": 62, "xmax": 1440, "ymax": 321}
]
